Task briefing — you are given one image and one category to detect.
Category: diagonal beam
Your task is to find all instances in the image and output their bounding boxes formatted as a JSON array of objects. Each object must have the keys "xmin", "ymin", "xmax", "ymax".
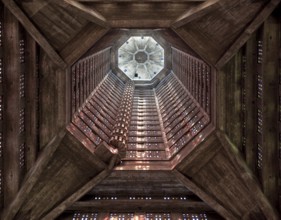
[
  {"xmin": 216, "ymin": 131, "xmax": 280, "ymax": 220},
  {"xmin": 41, "ymin": 155, "xmax": 118, "ymax": 220},
  {"xmin": 59, "ymin": 23, "xmax": 109, "ymax": 65},
  {"xmin": 173, "ymin": 170, "xmax": 240, "ymax": 220},
  {"xmin": 171, "ymin": 0, "xmax": 221, "ymax": 29},
  {"xmin": 2, "ymin": 0, "xmax": 67, "ymax": 68},
  {"xmin": 53, "ymin": 0, "xmax": 109, "ymax": 28},
  {"xmin": 1, "ymin": 131, "xmax": 66, "ymax": 220},
  {"xmin": 216, "ymin": 0, "xmax": 281, "ymax": 69},
  {"xmin": 171, "ymin": 27, "xmax": 214, "ymax": 66}
]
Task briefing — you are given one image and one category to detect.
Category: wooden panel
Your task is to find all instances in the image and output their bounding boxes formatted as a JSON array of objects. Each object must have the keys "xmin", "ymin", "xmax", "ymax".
[
  {"xmin": 176, "ymin": 133, "xmax": 279, "ymax": 219},
  {"xmin": 60, "ymin": 23, "xmax": 109, "ymax": 65},
  {"xmin": 177, "ymin": 136, "xmax": 221, "ymax": 178},
  {"xmin": 155, "ymin": 29, "xmax": 200, "ymax": 58},
  {"xmin": 243, "ymin": 35, "xmax": 258, "ymax": 175},
  {"xmin": 261, "ymin": 15, "xmax": 279, "ymax": 209},
  {"xmin": 2, "ymin": 7, "xmax": 21, "ymax": 207},
  {"xmin": 25, "ymin": 34, "xmax": 38, "ymax": 172},
  {"xmin": 174, "ymin": 0, "xmax": 267, "ymax": 65},
  {"xmin": 2, "ymin": 131, "xmax": 65, "ymax": 220},
  {"xmin": 20, "ymin": 1, "xmax": 88, "ymax": 51},
  {"xmin": 221, "ymin": 52, "xmax": 242, "ymax": 151},
  {"xmin": 56, "ymin": 0, "xmax": 109, "ymax": 28},
  {"xmin": 39, "ymin": 52, "xmax": 68, "ymax": 149},
  {"xmin": 3, "ymin": 0, "xmax": 67, "ymax": 68},
  {"xmin": 172, "ymin": 0, "xmax": 220, "ymax": 28},
  {"xmin": 87, "ymin": 170, "xmax": 194, "ymax": 197},
  {"xmin": 68, "ymin": 199, "xmax": 212, "ymax": 212},
  {"xmin": 85, "ymin": 3, "xmax": 199, "ymax": 24},
  {"xmin": 82, "ymin": 29, "xmax": 128, "ymax": 57},
  {"xmin": 76, "ymin": 0, "xmax": 207, "ymax": 2},
  {"xmin": 194, "ymin": 150, "xmax": 254, "ymax": 216},
  {"xmin": 216, "ymin": 0, "xmax": 281, "ymax": 68},
  {"xmin": 4, "ymin": 131, "xmax": 115, "ymax": 220},
  {"xmin": 41, "ymin": 169, "xmax": 113, "ymax": 220},
  {"xmin": 173, "ymin": 170, "xmax": 239, "ymax": 220}
]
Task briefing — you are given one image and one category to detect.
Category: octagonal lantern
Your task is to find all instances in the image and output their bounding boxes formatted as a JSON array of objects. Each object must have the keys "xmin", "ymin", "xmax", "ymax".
[{"xmin": 118, "ymin": 36, "xmax": 164, "ymax": 81}]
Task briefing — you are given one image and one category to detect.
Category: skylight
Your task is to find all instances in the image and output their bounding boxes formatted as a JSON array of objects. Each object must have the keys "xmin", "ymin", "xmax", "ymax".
[{"xmin": 118, "ymin": 36, "xmax": 164, "ymax": 81}]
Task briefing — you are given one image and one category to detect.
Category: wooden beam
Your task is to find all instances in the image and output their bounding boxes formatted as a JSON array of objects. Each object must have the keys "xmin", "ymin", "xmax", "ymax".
[
  {"xmin": 172, "ymin": 0, "xmax": 220, "ymax": 29},
  {"xmin": 1, "ymin": 131, "xmax": 66, "ymax": 220},
  {"xmin": 53, "ymin": 0, "xmax": 109, "ymax": 28},
  {"xmin": 67, "ymin": 199, "xmax": 213, "ymax": 212},
  {"xmin": 173, "ymin": 170, "xmax": 240, "ymax": 220},
  {"xmin": 110, "ymin": 20, "xmax": 171, "ymax": 28},
  {"xmin": 41, "ymin": 156, "xmax": 118, "ymax": 220},
  {"xmin": 59, "ymin": 23, "xmax": 109, "ymax": 65},
  {"xmin": 172, "ymin": 27, "xmax": 214, "ymax": 66},
  {"xmin": 74, "ymin": 0, "xmax": 206, "ymax": 2},
  {"xmin": 175, "ymin": 132, "xmax": 218, "ymax": 172},
  {"xmin": 25, "ymin": 33, "xmax": 38, "ymax": 172},
  {"xmin": 216, "ymin": 0, "xmax": 281, "ymax": 69},
  {"xmin": 261, "ymin": 16, "xmax": 279, "ymax": 209},
  {"xmin": 2, "ymin": 0, "xmax": 67, "ymax": 68},
  {"xmin": 244, "ymin": 35, "xmax": 258, "ymax": 174},
  {"xmin": 223, "ymin": 52, "xmax": 242, "ymax": 151},
  {"xmin": 3, "ymin": 6, "xmax": 21, "ymax": 207},
  {"xmin": 216, "ymin": 131, "xmax": 280, "ymax": 220}
]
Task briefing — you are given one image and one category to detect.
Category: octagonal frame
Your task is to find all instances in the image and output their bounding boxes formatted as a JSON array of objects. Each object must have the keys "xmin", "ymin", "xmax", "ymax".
[
  {"xmin": 111, "ymin": 30, "xmax": 172, "ymax": 85},
  {"xmin": 71, "ymin": 29, "xmax": 216, "ymax": 171},
  {"xmin": 118, "ymin": 36, "xmax": 165, "ymax": 81}
]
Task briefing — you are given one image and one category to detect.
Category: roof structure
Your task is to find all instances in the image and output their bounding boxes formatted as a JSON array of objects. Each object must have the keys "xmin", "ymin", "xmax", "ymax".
[{"xmin": 0, "ymin": 0, "xmax": 281, "ymax": 220}]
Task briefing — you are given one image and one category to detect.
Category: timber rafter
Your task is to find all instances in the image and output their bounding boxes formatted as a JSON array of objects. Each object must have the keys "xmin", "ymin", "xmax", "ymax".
[{"xmin": 2, "ymin": 0, "xmax": 67, "ymax": 68}]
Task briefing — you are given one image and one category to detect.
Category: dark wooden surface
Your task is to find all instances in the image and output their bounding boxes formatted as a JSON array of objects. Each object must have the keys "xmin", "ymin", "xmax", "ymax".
[
  {"xmin": 3, "ymin": 6, "xmax": 21, "ymax": 207},
  {"xmin": 176, "ymin": 132, "xmax": 280, "ymax": 219},
  {"xmin": 1, "ymin": 1, "xmax": 281, "ymax": 219},
  {"xmin": 174, "ymin": 0, "xmax": 268, "ymax": 66}
]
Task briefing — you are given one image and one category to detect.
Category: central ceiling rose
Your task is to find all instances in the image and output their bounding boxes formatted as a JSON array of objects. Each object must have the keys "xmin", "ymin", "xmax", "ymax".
[
  {"xmin": 135, "ymin": 51, "xmax": 148, "ymax": 63},
  {"xmin": 118, "ymin": 36, "xmax": 164, "ymax": 81}
]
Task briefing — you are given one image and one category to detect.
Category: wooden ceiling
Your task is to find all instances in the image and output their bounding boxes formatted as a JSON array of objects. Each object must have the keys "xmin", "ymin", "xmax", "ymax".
[
  {"xmin": 4, "ymin": 0, "xmax": 279, "ymax": 68},
  {"xmin": 1, "ymin": 0, "xmax": 281, "ymax": 219}
]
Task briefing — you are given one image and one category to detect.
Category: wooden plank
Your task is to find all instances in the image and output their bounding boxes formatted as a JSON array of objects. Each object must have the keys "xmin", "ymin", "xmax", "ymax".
[
  {"xmin": 25, "ymin": 33, "xmax": 38, "ymax": 172},
  {"xmin": 41, "ymin": 157, "xmax": 117, "ymax": 220},
  {"xmin": 59, "ymin": 23, "xmax": 109, "ymax": 65},
  {"xmin": 261, "ymin": 16, "xmax": 279, "ymax": 209},
  {"xmin": 21, "ymin": 0, "xmax": 48, "ymax": 17},
  {"xmin": 75, "ymin": 0, "xmax": 206, "ymax": 2},
  {"xmin": 223, "ymin": 52, "xmax": 242, "ymax": 151},
  {"xmin": 2, "ymin": 130, "xmax": 65, "ymax": 220},
  {"xmin": 2, "ymin": 6, "xmax": 20, "ymax": 208},
  {"xmin": 2, "ymin": 0, "xmax": 67, "ymax": 68},
  {"xmin": 67, "ymin": 199, "xmax": 213, "ymax": 212},
  {"xmin": 216, "ymin": 0, "xmax": 281, "ymax": 69},
  {"xmin": 216, "ymin": 131, "xmax": 280, "ymax": 220},
  {"xmin": 110, "ymin": 20, "xmax": 171, "ymax": 28},
  {"xmin": 173, "ymin": 170, "xmax": 240, "ymax": 220},
  {"xmin": 172, "ymin": 0, "xmax": 220, "ymax": 29},
  {"xmin": 21, "ymin": 2, "xmax": 88, "ymax": 51},
  {"xmin": 244, "ymin": 34, "xmax": 257, "ymax": 175},
  {"xmin": 216, "ymin": 69, "xmax": 226, "ymax": 131},
  {"xmin": 172, "ymin": 27, "xmax": 214, "ymax": 66},
  {"xmin": 52, "ymin": 0, "xmax": 109, "ymax": 28},
  {"xmin": 39, "ymin": 53, "xmax": 67, "ymax": 149},
  {"xmin": 175, "ymin": 133, "xmax": 218, "ymax": 172}
]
